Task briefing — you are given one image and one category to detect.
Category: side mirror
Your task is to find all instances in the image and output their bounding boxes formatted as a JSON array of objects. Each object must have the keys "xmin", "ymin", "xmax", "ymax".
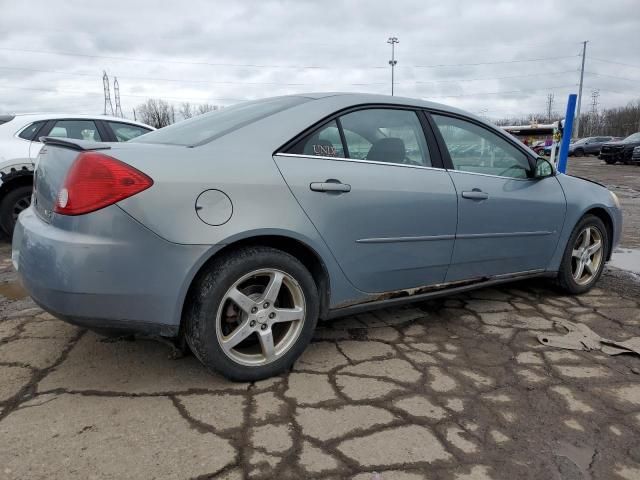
[{"xmin": 534, "ymin": 157, "xmax": 555, "ymax": 178}]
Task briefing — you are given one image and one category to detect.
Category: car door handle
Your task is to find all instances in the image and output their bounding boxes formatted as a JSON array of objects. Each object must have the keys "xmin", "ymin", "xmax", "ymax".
[
  {"xmin": 310, "ymin": 181, "xmax": 351, "ymax": 193},
  {"xmin": 462, "ymin": 189, "xmax": 489, "ymax": 200}
]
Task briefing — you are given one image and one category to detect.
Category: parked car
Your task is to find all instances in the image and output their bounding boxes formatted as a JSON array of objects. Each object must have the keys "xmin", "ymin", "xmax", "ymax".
[
  {"xmin": 530, "ymin": 140, "xmax": 547, "ymax": 155},
  {"xmin": 632, "ymin": 146, "xmax": 640, "ymax": 164},
  {"xmin": 13, "ymin": 93, "xmax": 622, "ymax": 381},
  {"xmin": 599, "ymin": 132, "xmax": 640, "ymax": 164},
  {"xmin": 0, "ymin": 113, "xmax": 154, "ymax": 235},
  {"xmin": 543, "ymin": 143, "xmax": 559, "ymax": 157},
  {"xmin": 568, "ymin": 136, "xmax": 614, "ymax": 156}
]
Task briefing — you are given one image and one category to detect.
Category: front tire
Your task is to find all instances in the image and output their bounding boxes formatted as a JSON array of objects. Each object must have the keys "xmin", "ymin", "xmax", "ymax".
[
  {"xmin": 557, "ymin": 215, "xmax": 608, "ymax": 294},
  {"xmin": 574, "ymin": 148, "xmax": 584, "ymax": 157},
  {"xmin": 184, "ymin": 246, "xmax": 319, "ymax": 381},
  {"xmin": 0, "ymin": 185, "xmax": 32, "ymax": 237}
]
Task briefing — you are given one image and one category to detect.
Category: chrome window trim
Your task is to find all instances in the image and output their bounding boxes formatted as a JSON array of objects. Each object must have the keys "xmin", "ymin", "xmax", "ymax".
[
  {"xmin": 275, "ymin": 152, "xmax": 444, "ymax": 172},
  {"xmin": 276, "ymin": 154, "xmax": 542, "ymax": 180},
  {"xmin": 446, "ymin": 168, "xmax": 534, "ymax": 182}
]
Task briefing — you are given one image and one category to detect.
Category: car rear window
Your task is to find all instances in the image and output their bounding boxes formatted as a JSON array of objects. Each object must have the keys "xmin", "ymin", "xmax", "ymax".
[{"xmin": 131, "ymin": 96, "xmax": 310, "ymax": 147}]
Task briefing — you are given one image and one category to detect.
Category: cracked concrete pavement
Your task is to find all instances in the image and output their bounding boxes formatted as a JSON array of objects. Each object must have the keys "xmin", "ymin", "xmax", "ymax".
[{"xmin": 1, "ymin": 156, "xmax": 640, "ymax": 479}]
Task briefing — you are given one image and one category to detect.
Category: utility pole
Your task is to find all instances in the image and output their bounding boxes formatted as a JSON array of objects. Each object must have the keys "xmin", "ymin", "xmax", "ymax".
[
  {"xmin": 387, "ymin": 36, "xmax": 398, "ymax": 96},
  {"xmin": 102, "ymin": 71, "xmax": 114, "ymax": 116},
  {"xmin": 546, "ymin": 93, "xmax": 554, "ymax": 123},
  {"xmin": 574, "ymin": 40, "xmax": 588, "ymax": 139}
]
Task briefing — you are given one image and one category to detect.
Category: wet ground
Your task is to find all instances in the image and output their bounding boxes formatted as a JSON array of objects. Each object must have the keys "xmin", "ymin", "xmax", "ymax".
[{"xmin": 0, "ymin": 156, "xmax": 639, "ymax": 480}]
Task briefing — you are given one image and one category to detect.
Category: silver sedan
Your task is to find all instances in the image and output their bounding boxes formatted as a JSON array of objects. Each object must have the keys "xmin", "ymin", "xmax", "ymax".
[{"xmin": 13, "ymin": 93, "xmax": 622, "ymax": 380}]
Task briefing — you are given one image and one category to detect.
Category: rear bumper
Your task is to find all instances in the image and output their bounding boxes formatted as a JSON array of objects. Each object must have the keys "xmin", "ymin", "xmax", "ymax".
[{"xmin": 12, "ymin": 206, "xmax": 213, "ymax": 336}]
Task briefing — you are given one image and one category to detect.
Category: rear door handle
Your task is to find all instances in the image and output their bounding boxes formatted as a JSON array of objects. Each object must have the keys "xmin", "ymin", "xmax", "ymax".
[
  {"xmin": 310, "ymin": 181, "xmax": 351, "ymax": 193},
  {"xmin": 461, "ymin": 189, "xmax": 489, "ymax": 200}
]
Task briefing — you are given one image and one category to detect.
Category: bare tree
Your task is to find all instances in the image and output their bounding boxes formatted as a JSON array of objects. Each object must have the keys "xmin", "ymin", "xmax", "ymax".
[
  {"xmin": 493, "ymin": 99, "xmax": 640, "ymax": 138},
  {"xmin": 197, "ymin": 103, "xmax": 219, "ymax": 115},
  {"xmin": 180, "ymin": 102, "xmax": 194, "ymax": 120},
  {"xmin": 136, "ymin": 99, "xmax": 176, "ymax": 128}
]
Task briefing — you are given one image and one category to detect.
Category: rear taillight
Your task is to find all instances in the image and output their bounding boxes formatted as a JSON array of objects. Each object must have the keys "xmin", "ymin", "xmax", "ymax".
[{"xmin": 54, "ymin": 151, "xmax": 153, "ymax": 216}]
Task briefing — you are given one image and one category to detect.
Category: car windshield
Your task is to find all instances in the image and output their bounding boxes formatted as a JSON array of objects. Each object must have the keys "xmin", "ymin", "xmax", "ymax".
[
  {"xmin": 623, "ymin": 133, "xmax": 640, "ymax": 143},
  {"xmin": 573, "ymin": 138, "xmax": 589, "ymax": 145},
  {"xmin": 131, "ymin": 96, "xmax": 309, "ymax": 147}
]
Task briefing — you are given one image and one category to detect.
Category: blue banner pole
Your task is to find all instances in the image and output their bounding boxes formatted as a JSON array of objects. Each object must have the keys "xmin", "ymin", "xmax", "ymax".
[{"xmin": 557, "ymin": 94, "xmax": 577, "ymax": 174}]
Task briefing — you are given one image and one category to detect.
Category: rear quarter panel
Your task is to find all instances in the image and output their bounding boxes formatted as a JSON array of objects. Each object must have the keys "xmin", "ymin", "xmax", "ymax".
[{"xmin": 114, "ymin": 134, "xmax": 367, "ymax": 308}]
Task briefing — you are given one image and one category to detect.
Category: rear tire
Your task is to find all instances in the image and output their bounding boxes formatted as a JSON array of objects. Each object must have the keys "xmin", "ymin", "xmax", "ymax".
[
  {"xmin": 556, "ymin": 215, "xmax": 608, "ymax": 295},
  {"xmin": 184, "ymin": 246, "xmax": 319, "ymax": 381},
  {"xmin": 0, "ymin": 185, "xmax": 32, "ymax": 237},
  {"xmin": 604, "ymin": 158, "xmax": 616, "ymax": 165}
]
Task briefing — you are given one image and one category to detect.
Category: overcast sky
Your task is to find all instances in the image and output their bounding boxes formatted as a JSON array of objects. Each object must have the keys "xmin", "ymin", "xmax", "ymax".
[{"xmin": 1, "ymin": 0, "xmax": 638, "ymax": 121}]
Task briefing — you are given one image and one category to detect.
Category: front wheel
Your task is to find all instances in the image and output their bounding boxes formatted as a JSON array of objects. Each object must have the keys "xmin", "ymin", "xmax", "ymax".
[
  {"xmin": 557, "ymin": 215, "xmax": 608, "ymax": 294},
  {"xmin": 0, "ymin": 185, "xmax": 32, "ymax": 237},
  {"xmin": 184, "ymin": 246, "xmax": 319, "ymax": 381},
  {"xmin": 574, "ymin": 148, "xmax": 584, "ymax": 157}
]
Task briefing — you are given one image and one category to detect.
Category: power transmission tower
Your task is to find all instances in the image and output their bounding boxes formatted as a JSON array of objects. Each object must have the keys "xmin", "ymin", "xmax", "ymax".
[
  {"xmin": 574, "ymin": 40, "xmax": 588, "ymax": 139},
  {"xmin": 113, "ymin": 77, "xmax": 123, "ymax": 118},
  {"xmin": 387, "ymin": 36, "xmax": 398, "ymax": 96},
  {"xmin": 546, "ymin": 93, "xmax": 554, "ymax": 123},
  {"xmin": 102, "ymin": 71, "xmax": 114, "ymax": 116},
  {"xmin": 589, "ymin": 89, "xmax": 599, "ymax": 135}
]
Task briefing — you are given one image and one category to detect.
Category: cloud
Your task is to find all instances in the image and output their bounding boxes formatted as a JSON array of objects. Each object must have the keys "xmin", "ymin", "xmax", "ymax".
[{"xmin": 0, "ymin": 0, "xmax": 638, "ymax": 121}]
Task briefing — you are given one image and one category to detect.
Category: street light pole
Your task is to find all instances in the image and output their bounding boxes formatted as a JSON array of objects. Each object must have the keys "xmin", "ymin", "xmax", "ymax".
[
  {"xmin": 387, "ymin": 36, "xmax": 398, "ymax": 96},
  {"xmin": 574, "ymin": 40, "xmax": 588, "ymax": 139}
]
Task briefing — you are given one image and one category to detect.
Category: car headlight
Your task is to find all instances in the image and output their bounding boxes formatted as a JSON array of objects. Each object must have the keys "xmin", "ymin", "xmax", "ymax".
[{"xmin": 610, "ymin": 191, "xmax": 620, "ymax": 209}]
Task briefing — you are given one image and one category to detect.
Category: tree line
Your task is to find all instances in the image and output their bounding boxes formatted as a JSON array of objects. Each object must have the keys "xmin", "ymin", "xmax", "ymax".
[
  {"xmin": 494, "ymin": 99, "xmax": 640, "ymax": 138},
  {"xmin": 133, "ymin": 99, "xmax": 221, "ymax": 128}
]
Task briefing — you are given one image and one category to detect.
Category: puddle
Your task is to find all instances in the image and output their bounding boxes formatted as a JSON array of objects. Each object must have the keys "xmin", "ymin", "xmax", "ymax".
[
  {"xmin": 609, "ymin": 248, "xmax": 640, "ymax": 276},
  {"xmin": 0, "ymin": 281, "xmax": 28, "ymax": 300}
]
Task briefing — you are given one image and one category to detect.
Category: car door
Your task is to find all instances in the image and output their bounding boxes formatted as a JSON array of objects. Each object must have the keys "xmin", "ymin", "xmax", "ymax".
[
  {"xmin": 584, "ymin": 138, "xmax": 597, "ymax": 155},
  {"xmin": 428, "ymin": 112, "xmax": 566, "ymax": 282},
  {"xmin": 274, "ymin": 107, "xmax": 458, "ymax": 294},
  {"xmin": 593, "ymin": 137, "xmax": 610, "ymax": 154}
]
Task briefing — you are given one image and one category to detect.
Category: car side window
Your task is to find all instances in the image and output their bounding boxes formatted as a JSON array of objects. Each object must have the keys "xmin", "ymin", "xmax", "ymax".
[
  {"xmin": 18, "ymin": 121, "xmax": 46, "ymax": 141},
  {"xmin": 107, "ymin": 121, "xmax": 151, "ymax": 142},
  {"xmin": 286, "ymin": 120, "xmax": 345, "ymax": 158},
  {"xmin": 49, "ymin": 120, "xmax": 102, "ymax": 142},
  {"xmin": 432, "ymin": 114, "xmax": 531, "ymax": 179},
  {"xmin": 340, "ymin": 109, "xmax": 432, "ymax": 167}
]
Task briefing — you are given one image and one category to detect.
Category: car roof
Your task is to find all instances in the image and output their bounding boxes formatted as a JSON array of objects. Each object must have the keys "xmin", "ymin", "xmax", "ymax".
[
  {"xmin": 296, "ymin": 92, "xmax": 474, "ymax": 115},
  {"xmin": 4, "ymin": 113, "xmax": 154, "ymax": 130}
]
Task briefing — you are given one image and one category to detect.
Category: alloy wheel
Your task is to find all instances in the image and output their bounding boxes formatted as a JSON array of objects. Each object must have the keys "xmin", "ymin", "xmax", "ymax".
[
  {"xmin": 571, "ymin": 226, "xmax": 604, "ymax": 286},
  {"xmin": 215, "ymin": 268, "xmax": 306, "ymax": 366}
]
